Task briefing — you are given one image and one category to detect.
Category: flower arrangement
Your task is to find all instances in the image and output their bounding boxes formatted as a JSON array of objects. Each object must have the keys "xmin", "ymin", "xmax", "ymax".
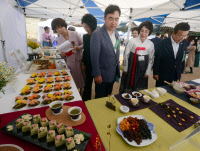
[
  {"xmin": 0, "ymin": 62, "xmax": 16, "ymax": 94},
  {"xmin": 27, "ymin": 40, "xmax": 39, "ymax": 50}
]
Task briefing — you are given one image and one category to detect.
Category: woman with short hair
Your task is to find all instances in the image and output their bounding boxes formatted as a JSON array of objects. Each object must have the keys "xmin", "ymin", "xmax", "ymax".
[
  {"xmin": 51, "ymin": 18, "xmax": 85, "ymax": 90},
  {"xmin": 120, "ymin": 21, "xmax": 154, "ymax": 92}
]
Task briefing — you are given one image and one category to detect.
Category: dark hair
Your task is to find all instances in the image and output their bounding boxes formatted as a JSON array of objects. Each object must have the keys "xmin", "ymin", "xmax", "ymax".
[
  {"xmin": 174, "ymin": 22, "xmax": 190, "ymax": 34},
  {"xmin": 192, "ymin": 39, "xmax": 197, "ymax": 47},
  {"xmin": 104, "ymin": 5, "xmax": 121, "ymax": 17},
  {"xmin": 81, "ymin": 14, "xmax": 97, "ymax": 32},
  {"xmin": 156, "ymin": 32, "xmax": 160, "ymax": 36},
  {"xmin": 138, "ymin": 21, "xmax": 153, "ymax": 36},
  {"xmin": 51, "ymin": 18, "xmax": 67, "ymax": 33},
  {"xmin": 131, "ymin": 27, "xmax": 139, "ymax": 33},
  {"xmin": 68, "ymin": 27, "xmax": 76, "ymax": 31},
  {"xmin": 44, "ymin": 26, "xmax": 49, "ymax": 31}
]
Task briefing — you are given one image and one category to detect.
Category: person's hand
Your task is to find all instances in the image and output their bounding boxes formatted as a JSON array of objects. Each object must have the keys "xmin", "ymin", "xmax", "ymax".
[
  {"xmin": 82, "ymin": 65, "xmax": 86, "ymax": 71},
  {"xmin": 73, "ymin": 46, "xmax": 80, "ymax": 51},
  {"xmin": 124, "ymin": 71, "xmax": 128, "ymax": 74},
  {"xmin": 143, "ymin": 75, "xmax": 148, "ymax": 78},
  {"xmin": 49, "ymin": 40, "xmax": 52, "ymax": 43},
  {"xmin": 61, "ymin": 52, "xmax": 66, "ymax": 57},
  {"xmin": 153, "ymin": 75, "xmax": 159, "ymax": 81},
  {"xmin": 95, "ymin": 75, "xmax": 102, "ymax": 84}
]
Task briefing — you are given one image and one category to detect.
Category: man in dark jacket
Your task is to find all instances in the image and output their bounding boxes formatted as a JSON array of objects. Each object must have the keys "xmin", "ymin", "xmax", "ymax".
[
  {"xmin": 150, "ymin": 32, "xmax": 162, "ymax": 51},
  {"xmin": 153, "ymin": 22, "xmax": 190, "ymax": 87}
]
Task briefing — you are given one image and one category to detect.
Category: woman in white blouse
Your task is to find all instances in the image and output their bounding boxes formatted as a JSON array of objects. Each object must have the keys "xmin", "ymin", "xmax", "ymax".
[{"xmin": 120, "ymin": 21, "xmax": 154, "ymax": 92}]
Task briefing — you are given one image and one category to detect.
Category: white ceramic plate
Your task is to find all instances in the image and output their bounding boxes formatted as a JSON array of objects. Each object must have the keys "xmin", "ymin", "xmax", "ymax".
[
  {"xmin": 116, "ymin": 115, "xmax": 157, "ymax": 147},
  {"xmin": 0, "ymin": 144, "xmax": 24, "ymax": 151},
  {"xmin": 132, "ymin": 91, "xmax": 142, "ymax": 97},
  {"xmin": 122, "ymin": 93, "xmax": 132, "ymax": 100}
]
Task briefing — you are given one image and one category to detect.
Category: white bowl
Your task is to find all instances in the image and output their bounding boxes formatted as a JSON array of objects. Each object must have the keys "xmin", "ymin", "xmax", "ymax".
[
  {"xmin": 173, "ymin": 85, "xmax": 185, "ymax": 94},
  {"xmin": 143, "ymin": 95, "xmax": 151, "ymax": 103},
  {"xmin": 157, "ymin": 87, "xmax": 167, "ymax": 95},
  {"xmin": 120, "ymin": 106, "xmax": 129, "ymax": 113},
  {"xmin": 130, "ymin": 98, "xmax": 139, "ymax": 106},
  {"xmin": 68, "ymin": 106, "xmax": 82, "ymax": 121}
]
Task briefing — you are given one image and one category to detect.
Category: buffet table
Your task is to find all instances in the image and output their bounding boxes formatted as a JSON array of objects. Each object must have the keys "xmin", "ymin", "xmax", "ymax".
[
  {"xmin": 0, "ymin": 71, "xmax": 82, "ymax": 114},
  {"xmin": 0, "ymin": 101, "xmax": 105, "ymax": 151},
  {"xmin": 85, "ymin": 86, "xmax": 200, "ymax": 151}
]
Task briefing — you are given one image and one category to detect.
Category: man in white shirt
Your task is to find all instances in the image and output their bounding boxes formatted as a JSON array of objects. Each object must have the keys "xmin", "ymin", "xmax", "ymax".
[
  {"xmin": 90, "ymin": 5, "xmax": 121, "ymax": 98},
  {"xmin": 153, "ymin": 22, "xmax": 190, "ymax": 87}
]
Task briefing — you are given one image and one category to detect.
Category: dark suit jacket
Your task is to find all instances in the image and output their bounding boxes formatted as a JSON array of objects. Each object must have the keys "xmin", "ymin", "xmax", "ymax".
[
  {"xmin": 82, "ymin": 34, "xmax": 91, "ymax": 69},
  {"xmin": 150, "ymin": 37, "xmax": 162, "ymax": 51},
  {"xmin": 90, "ymin": 25, "xmax": 120, "ymax": 82},
  {"xmin": 153, "ymin": 37, "xmax": 187, "ymax": 86}
]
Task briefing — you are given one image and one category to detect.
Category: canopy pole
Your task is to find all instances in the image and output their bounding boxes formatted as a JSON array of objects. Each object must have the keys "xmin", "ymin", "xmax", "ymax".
[
  {"xmin": 0, "ymin": 21, "xmax": 7, "ymax": 62},
  {"xmin": 126, "ymin": 8, "xmax": 133, "ymax": 44}
]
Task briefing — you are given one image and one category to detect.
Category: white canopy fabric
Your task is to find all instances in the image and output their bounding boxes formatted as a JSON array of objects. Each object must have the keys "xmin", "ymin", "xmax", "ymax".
[
  {"xmin": 162, "ymin": 9, "xmax": 200, "ymax": 32},
  {"xmin": 17, "ymin": 0, "xmax": 185, "ymax": 23}
]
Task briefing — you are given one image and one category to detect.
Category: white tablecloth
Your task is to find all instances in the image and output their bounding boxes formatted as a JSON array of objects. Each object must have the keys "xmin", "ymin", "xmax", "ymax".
[
  {"xmin": 0, "ymin": 71, "xmax": 82, "ymax": 114},
  {"xmin": 192, "ymin": 78, "xmax": 200, "ymax": 84}
]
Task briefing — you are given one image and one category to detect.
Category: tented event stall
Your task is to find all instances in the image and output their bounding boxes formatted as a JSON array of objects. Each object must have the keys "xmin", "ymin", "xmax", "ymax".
[{"xmin": 0, "ymin": 0, "xmax": 200, "ymax": 151}]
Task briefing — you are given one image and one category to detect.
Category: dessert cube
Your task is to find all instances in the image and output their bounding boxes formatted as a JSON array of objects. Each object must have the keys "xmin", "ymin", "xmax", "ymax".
[
  {"xmin": 55, "ymin": 134, "xmax": 65, "ymax": 147},
  {"xmin": 65, "ymin": 137, "xmax": 75, "ymax": 150},
  {"xmin": 33, "ymin": 114, "xmax": 41, "ymax": 124},
  {"xmin": 38, "ymin": 127, "xmax": 47, "ymax": 138},
  {"xmin": 65, "ymin": 127, "xmax": 74, "ymax": 137},
  {"xmin": 40, "ymin": 117, "xmax": 49, "ymax": 127},
  {"xmin": 47, "ymin": 130, "xmax": 56, "ymax": 142},
  {"xmin": 49, "ymin": 120, "xmax": 57, "ymax": 130},
  {"xmin": 57, "ymin": 123, "xmax": 65, "ymax": 134},
  {"xmin": 30, "ymin": 124, "xmax": 39, "ymax": 136},
  {"xmin": 22, "ymin": 121, "xmax": 31, "ymax": 132}
]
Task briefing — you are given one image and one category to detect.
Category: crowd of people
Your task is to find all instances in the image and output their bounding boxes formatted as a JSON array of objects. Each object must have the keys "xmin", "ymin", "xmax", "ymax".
[{"xmin": 42, "ymin": 4, "xmax": 199, "ymax": 101}]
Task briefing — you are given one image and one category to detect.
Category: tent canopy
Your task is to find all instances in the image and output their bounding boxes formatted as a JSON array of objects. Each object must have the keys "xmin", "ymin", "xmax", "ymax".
[{"xmin": 16, "ymin": 0, "xmax": 185, "ymax": 22}]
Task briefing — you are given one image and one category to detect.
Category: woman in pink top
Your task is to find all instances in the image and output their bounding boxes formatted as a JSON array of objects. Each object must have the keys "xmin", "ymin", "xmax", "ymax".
[
  {"xmin": 51, "ymin": 18, "xmax": 85, "ymax": 90},
  {"xmin": 42, "ymin": 26, "xmax": 53, "ymax": 47}
]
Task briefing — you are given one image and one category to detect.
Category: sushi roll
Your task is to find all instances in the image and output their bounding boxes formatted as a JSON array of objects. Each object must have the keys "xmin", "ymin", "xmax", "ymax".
[
  {"xmin": 65, "ymin": 137, "xmax": 75, "ymax": 150},
  {"xmin": 65, "ymin": 127, "xmax": 74, "ymax": 137},
  {"xmin": 55, "ymin": 134, "xmax": 65, "ymax": 147},
  {"xmin": 30, "ymin": 124, "xmax": 39, "ymax": 136},
  {"xmin": 38, "ymin": 127, "xmax": 47, "ymax": 138},
  {"xmin": 15, "ymin": 118, "xmax": 24, "ymax": 129},
  {"xmin": 33, "ymin": 114, "xmax": 41, "ymax": 124},
  {"xmin": 22, "ymin": 121, "xmax": 31, "ymax": 132},
  {"xmin": 49, "ymin": 120, "xmax": 57, "ymax": 130},
  {"xmin": 47, "ymin": 130, "xmax": 56, "ymax": 142},
  {"xmin": 40, "ymin": 117, "xmax": 49, "ymax": 127},
  {"xmin": 57, "ymin": 123, "xmax": 65, "ymax": 134}
]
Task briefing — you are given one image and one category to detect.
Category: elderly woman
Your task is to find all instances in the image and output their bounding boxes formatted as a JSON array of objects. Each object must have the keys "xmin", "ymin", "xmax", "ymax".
[
  {"xmin": 51, "ymin": 18, "xmax": 85, "ymax": 91},
  {"xmin": 186, "ymin": 40, "xmax": 197, "ymax": 73},
  {"xmin": 81, "ymin": 14, "xmax": 97, "ymax": 101},
  {"xmin": 120, "ymin": 21, "xmax": 154, "ymax": 92}
]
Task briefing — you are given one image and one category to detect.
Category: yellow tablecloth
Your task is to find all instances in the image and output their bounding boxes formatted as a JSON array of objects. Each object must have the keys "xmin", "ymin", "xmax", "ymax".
[{"xmin": 85, "ymin": 88, "xmax": 200, "ymax": 151}]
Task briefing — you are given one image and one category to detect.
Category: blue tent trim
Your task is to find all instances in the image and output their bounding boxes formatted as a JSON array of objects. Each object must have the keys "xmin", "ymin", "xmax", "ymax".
[
  {"xmin": 82, "ymin": 0, "xmax": 104, "ymax": 24},
  {"xmin": 17, "ymin": 0, "xmax": 38, "ymax": 7},
  {"xmin": 184, "ymin": 0, "xmax": 200, "ymax": 10},
  {"xmin": 135, "ymin": 14, "xmax": 169, "ymax": 25}
]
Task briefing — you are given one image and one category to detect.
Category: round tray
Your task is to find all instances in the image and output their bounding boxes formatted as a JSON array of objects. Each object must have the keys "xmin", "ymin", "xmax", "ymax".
[{"xmin": 45, "ymin": 105, "xmax": 86, "ymax": 126}]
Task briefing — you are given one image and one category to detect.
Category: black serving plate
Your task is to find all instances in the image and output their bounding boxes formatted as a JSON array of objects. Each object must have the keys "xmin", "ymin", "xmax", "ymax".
[{"xmin": 1, "ymin": 113, "xmax": 91, "ymax": 151}]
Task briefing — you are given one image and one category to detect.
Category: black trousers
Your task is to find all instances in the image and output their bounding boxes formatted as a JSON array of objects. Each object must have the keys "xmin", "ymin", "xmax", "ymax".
[
  {"xmin": 95, "ymin": 81, "xmax": 114, "ymax": 99},
  {"xmin": 156, "ymin": 71, "xmax": 179, "ymax": 87},
  {"xmin": 82, "ymin": 66, "xmax": 93, "ymax": 102}
]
